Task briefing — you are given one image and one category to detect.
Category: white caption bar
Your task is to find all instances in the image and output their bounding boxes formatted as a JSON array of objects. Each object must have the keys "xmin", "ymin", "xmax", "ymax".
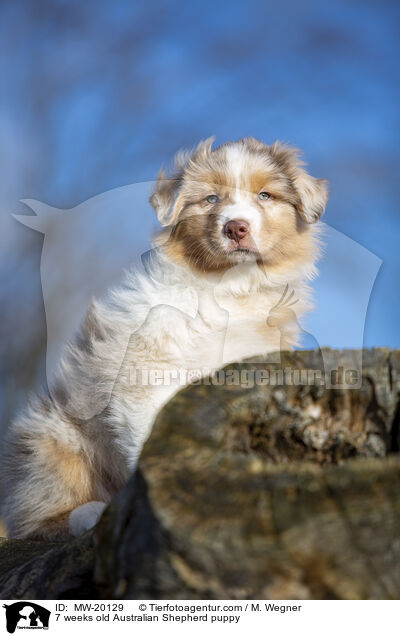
[{"xmin": 1, "ymin": 599, "xmax": 398, "ymax": 635}]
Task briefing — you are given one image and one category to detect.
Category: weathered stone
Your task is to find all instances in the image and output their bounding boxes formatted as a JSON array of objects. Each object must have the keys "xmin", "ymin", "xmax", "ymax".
[
  {"xmin": 0, "ymin": 534, "xmax": 94, "ymax": 599},
  {"xmin": 1, "ymin": 349, "xmax": 400, "ymax": 599}
]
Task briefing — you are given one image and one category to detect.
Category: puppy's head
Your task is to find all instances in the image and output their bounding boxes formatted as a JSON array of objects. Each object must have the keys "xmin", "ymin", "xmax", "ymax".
[{"xmin": 150, "ymin": 137, "xmax": 328, "ymax": 274}]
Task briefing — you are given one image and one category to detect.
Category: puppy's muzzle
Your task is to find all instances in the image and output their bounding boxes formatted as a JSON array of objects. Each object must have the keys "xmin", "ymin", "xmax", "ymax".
[{"xmin": 223, "ymin": 219, "xmax": 249, "ymax": 243}]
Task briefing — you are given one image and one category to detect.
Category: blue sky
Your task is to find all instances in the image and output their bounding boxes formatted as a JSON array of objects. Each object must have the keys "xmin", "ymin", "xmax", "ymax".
[{"xmin": 0, "ymin": 0, "xmax": 399, "ymax": 367}]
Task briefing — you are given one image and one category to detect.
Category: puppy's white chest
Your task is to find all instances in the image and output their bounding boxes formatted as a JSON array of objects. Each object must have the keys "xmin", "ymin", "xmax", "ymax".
[{"xmin": 180, "ymin": 290, "xmax": 276, "ymax": 369}]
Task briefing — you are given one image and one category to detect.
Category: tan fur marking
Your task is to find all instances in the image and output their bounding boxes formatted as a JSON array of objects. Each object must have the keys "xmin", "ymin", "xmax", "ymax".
[
  {"xmin": 26, "ymin": 511, "xmax": 72, "ymax": 541},
  {"xmin": 39, "ymin": 438, "xmax": 95, "ymax": 502}
]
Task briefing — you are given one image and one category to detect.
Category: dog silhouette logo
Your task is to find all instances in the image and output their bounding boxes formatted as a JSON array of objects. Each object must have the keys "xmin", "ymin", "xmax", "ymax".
[
  {"xmin": 3, "ymin": 602, "xmax": 50, "ymax": 633},
  {"xmin": 15, "ymin": 192, "xmax": 381, "ymax": 397}
]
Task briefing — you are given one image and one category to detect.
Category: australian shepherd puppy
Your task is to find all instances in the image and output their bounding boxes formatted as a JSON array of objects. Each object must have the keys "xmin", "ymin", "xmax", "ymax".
[{"xmin": 1, "ymin": 137, "xmax": 328, "ymax": 540}]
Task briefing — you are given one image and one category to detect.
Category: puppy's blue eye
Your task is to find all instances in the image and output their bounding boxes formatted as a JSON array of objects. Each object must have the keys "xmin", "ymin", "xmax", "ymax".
[
  {"xmin": 258, "ymin": 192, "xmax": 270, "ymax": 200},
  {"xmin": 206, "ymin": 194, "xmax": 219, "ymax": 204}
]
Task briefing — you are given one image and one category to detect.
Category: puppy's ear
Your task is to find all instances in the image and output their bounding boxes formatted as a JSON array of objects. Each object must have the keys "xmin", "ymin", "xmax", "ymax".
[
  {"xmin": 269, "ymin": 142, "xmax": 329, "ymax": 224},
  {"xmin": 294, "ymin": 172, "xmax": 329, "ymax": 224},
  {"xmin": 149, "ymin": 169, "xmax": 184, "ymax": 226},
  {"xmin": 150, "ymin": 137, "xmax": 215, "ymax": 226}
]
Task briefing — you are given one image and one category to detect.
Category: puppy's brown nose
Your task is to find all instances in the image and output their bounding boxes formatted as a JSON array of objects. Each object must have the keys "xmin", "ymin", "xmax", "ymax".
[{"xmin": 224, "ymin": 219, "xmax": 249, "ymax": 242}]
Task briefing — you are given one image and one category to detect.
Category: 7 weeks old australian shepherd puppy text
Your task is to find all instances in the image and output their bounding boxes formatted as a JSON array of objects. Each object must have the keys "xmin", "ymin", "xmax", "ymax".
[{"xmin": 1, "ymin": 137, "xmax": 328, "ymax": 539}]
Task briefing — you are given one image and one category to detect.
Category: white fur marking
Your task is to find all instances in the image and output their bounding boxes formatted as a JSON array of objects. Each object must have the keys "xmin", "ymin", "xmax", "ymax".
[
  {"xmin": 225, "ymin": 145, "xmax": 247, "ymax": 187},
  {"xmin": 219, "ymin": 200, "xmax": 262, "ymax": 235},
  {"xmin": 69, "ymin": 501, "xmax": 107, "ymax": 536}
]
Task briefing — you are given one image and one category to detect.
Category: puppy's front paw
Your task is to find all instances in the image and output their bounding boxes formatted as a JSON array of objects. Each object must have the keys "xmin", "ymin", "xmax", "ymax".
[{"xmin": 69, "ymin": 501, "xmax": 107, "ymax": 537}]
